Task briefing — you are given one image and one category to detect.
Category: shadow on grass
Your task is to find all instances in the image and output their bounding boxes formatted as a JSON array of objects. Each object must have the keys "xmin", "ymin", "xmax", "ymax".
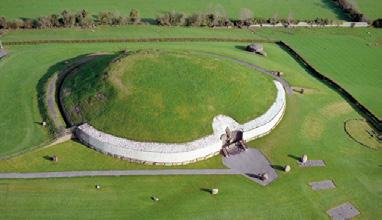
[
  {"xmin": 271, "ymin": 165, "xmax": 285, "ymax": 171},
  {"xmin": 235, "ymin": 45, "xmax": 247, "ymax": 51},
  {"xmin": 43, "ymin": 155, "xmax": 53, "ymax": 161},
  {"xmin": 288, "ymin": 154, "xmax": 301, "ymax": 161},
  {"xmin": 200, "ymin": 188, "xmax": 212, "ymax": 193}
]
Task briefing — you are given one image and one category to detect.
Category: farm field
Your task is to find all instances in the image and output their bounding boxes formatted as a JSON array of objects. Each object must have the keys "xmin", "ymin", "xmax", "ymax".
[
  {"xmin": 0, "ymin": 0, "xmax": 346, "ymax": 20},
  {"xmin": 355, "ymin": 0, "xmax": 382, "ymax": 20},
  {"xmin": 255, "ymin": 28, "xmax": 382, "ymax": 118}
]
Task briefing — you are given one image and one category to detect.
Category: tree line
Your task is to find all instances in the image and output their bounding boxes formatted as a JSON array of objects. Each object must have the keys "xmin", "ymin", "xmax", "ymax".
[
  {"xmin": 0, "ymin": 9, "xmax": 141, "ymax": 29},
  {"xmin": 0, "ymin": 5, "xmax": 380, "ymax": 30}
]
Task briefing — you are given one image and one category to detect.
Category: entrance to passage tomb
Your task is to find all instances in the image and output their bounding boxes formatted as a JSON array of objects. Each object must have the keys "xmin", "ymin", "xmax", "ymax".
[{"xmin": 220, "ymin": 127, "xmax": 248, "ymax": 157}]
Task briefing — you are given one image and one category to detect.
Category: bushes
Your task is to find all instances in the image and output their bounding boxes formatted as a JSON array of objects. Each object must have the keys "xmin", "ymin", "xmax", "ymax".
[
  {"xmin": 0, "ymin": 8, "xmax": 142, "ymax": 30},
  {"xmin": 372, "ymin": 19, "xmax": 382, "ymax": 28}
]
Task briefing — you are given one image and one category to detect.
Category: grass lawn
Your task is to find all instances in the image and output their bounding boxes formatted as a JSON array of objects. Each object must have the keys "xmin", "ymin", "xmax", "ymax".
[
  {"xmin": 0, "ymin": 41, "xmax": 310, "ymax": 157},
  {"xmin": 0, "ymin": 77, "xmax": 380, "ymax": 219},
  {"xmin": 0, "ymin": 0, "xmax": 346, "ymax": 20},
  {"xmin": 0, "ymin": 25, "xmax": 259, "ymax": 42},
  {"xmin": 0, "ymin": 32, "xmax": 380, "ymax": 219},
  {"xmin": 62, "ymin": 50, "xmax": 276, "ymax": 142},
  {"xmin": 255, "ymin": 28, "xmax": 382, "ymax": 118},
  {"xmin": 355, "ymin": 0, "xmax": 382, "ymax": 20}
]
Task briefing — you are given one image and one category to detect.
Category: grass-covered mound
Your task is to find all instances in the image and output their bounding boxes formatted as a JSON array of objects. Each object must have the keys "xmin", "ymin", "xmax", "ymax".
[{"xmin": 61, "ymin": 50, "xmax": 276, "ymax": 142}]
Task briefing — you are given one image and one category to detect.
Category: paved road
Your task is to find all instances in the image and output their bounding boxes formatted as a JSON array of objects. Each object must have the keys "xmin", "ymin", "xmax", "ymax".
[{"xmin": 0, "ymin": 169, "xmax": 242, "ymax": 179}]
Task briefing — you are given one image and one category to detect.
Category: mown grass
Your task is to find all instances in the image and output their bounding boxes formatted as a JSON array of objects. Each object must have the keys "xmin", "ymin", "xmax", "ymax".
[
  {"xmin": 0, "ymin": 41, "xmax": 309, "ymax": 156},
  {"xmin": 0, "ymin": 0, "xmax": 346, "ymax": 20},
  {"xmin": 0, "ymin": 26, "xmax": 258, "ymax": 42},
  {"xmin": 62, "ymin": 49, "xmax": 276, "ymax": 142},
  {"xmin": 355, "ymin": 0, "xmax": 382, "ymax": 20},
  {"xmin": 0, "ymin": 66, "xmax": 381, "ymax": 219},
  {"xmin": 0, "ymin": 140, "xmax": 224, "ymax": 171},
  {"xmin": 255, "ymin": 27, "xmax": 382, "ymax": 118}
]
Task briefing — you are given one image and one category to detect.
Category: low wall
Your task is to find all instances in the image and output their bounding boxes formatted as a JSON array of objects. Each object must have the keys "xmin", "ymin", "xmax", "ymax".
[
  {"xmin": 250, "ymin": 22, "xmax": 369, "ymax": 28},
  {"xmin": 75, "ymin": 80, "xmax": 286, "ymax": 165}
]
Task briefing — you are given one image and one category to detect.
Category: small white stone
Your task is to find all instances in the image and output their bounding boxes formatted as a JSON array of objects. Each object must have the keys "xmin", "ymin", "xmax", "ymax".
[
  {"xmin": 42, "ymin": 121, "xmax": 47, "ymax": 126},
  {"xmin": 211, "ymin": 188, "xmax": 219, "ymax": 195},
  {"xmin": 284, "ymin": 165, "xmax": 291, "ymax": 172},
  {"xmin": 302, "ymin": 155, "xmax": 308, "ymax": 163}
]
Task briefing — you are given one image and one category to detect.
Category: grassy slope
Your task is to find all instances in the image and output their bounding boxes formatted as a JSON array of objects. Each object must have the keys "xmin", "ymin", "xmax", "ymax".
[
  {"xmin": 0, "ymin": 0, "xmax": 346, "ymax": 20},
  {"xmin": 255, "ymin": 28, "xmax": 382, "ymax": 118},
  {"xmin": 0, "ymin": 26, "xmax": 258, "ymax": 42},
  {"xmin": 355, "ymin": 0, "xmax": 382, "ymax": 20},
  {"xmin": 62, "ymin": 50, "xmax": 276, "ymax": 142},
  {"xmin": 0, "ymin": 57, "xmax": 381, "ymax": 219},
  {"xmin": 0, "ymin": 40, "xmax": 308, "ymax": 157}
]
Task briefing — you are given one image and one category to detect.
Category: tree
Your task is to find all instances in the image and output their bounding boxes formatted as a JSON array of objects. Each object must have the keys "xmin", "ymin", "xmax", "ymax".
[
  {"xmin": 129, "ymin": 9, "xmax": 140, "ymax": 24},
  {"xmin": 61, "ymin": 10, "xmax": 75, "ymax": 27},
  {"xmin": 239, "ymin": 8, "xmax": 253, "ymax": 22},
  {"xmin": 98, "ymin": 11, "xmax": 114, "ymax": 25}
]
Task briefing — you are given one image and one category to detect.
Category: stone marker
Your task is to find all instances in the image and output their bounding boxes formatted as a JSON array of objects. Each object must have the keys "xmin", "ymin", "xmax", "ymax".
[
  {"xmin": 301, "ymin": 154, "xmax": 308, "ymax": 163},
  {"xmin": 327, "ymin": 202, "xmax": 360, "ymax": 220},
  {"xmin": 95, "ymin": 185, "xmax": 100, "ymax": 189},
  {"xmin": 52, "ymin": 155, "xmax": 58, "ymax": 162},
  {"xmin": 211, "ymin": 188, "xmax": 219, "ymax": 195},
  {"xmin": 152, "ymin": 196, "xmax": 159, "ymax": 202},
  {"xmin": 284, "ymin": 165, "xmax": 291, "ymax": 172},
  {"xmin": 299, "ymin": 160, "xmax": 325, "ymax": 167},
  {"xmin": 309, "ymin": 180, "xmax": 335, "ymax": 190},
  {"xmin": 42, "ymin": 121, "xmax": 47, "ymax": 126},
  {"xmin": 260, "ymin": 173, "xmax": 268, "ymax": 181}
]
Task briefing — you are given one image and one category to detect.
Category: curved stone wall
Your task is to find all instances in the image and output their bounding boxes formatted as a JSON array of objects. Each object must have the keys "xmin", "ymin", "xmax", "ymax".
[{"xmin": 75, "ymin": 80, "xmax": 286, "ymax": 165}]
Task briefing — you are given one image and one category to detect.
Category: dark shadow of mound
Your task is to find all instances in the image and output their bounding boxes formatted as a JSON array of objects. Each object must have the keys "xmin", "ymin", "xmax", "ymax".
[{"xmin": 36, "ymin": 52, "xmax": 121, "ymax": 138}]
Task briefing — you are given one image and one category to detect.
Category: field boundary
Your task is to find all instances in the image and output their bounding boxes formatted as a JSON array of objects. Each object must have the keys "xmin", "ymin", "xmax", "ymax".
[
  {"xmin": 277, "ymin": 41, "xmax": 382, "ymax": 132},
  {"xmin": 2, "ymin": 38, "xmax": 275, "ymax": 45}
]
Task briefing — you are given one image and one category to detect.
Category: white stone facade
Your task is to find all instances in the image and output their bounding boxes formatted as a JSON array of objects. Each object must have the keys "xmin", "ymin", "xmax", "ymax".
[{"xmin": 75, "ymin": 81, "xmax": 286, "ymax": 165}]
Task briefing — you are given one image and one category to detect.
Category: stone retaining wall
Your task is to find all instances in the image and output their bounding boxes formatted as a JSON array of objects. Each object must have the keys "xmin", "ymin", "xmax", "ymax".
[{"xmin": 75, "ymin": 80, "xmax": 286, "ymax": 165}]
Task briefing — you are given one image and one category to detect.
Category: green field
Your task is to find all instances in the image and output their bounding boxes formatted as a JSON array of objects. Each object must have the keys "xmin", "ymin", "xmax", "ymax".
[
  {"xmin": 0, "ymin": 55, "xmax": 381, "ymax": 218},
  {"xmin": 0, "ymin": 33, "xmax": 313, "ymax": 157},
  {"xmin": 355, "ymin": 0, "xmax": 382, "ymax": 20},
  {"xmin": 62, "ymin": 50, "xmax": 275, "ymax": 142},
  {"xmin": 255, "ymin": 28, "xmax": 382, "ymax": 118},
  {"xmin": 0, "ymin": 21, "xmax": 381, "ymax": 219},
  {"xmin": 0, "ymin": 0, "xmax": 346, "ymax": 20}
]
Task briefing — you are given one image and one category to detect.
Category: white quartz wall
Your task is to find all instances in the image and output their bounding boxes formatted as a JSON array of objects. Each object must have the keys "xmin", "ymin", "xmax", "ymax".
[{"xmin": 76, "ymin": 80, "xmax": 286, "ymax": 165}]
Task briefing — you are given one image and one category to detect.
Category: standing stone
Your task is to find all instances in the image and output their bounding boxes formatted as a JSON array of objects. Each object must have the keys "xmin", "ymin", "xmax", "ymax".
[
  {"xmin": 42, "ymin": 121, "xmax": 47, "ymax": 126},
  {"xmin": 211, "ymin": 188, "xmax": 219, "ymax": 195},
  {"xmin": 260, "ymin": 173, "xmax": 269, "ymax": 181},
  {"xmin": 95, "ymin": 185, "xmax": 100, "ymax": 189},
  {"xmin": 284, "ymin": 165, "xmax": 291, "ymax": 172},
  {"xmin": 301, "ymin": 154, "xmax": 308, "ymax": 163}
]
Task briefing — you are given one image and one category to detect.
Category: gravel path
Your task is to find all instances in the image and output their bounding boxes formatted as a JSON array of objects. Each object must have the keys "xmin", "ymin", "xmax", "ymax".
[
  {"xmin": 0, "ymin": 169, "xmax": 242, "ymax": 179},
  {"xmin": 223, "ymin": 148, "xmax": 278, "ymax": 186}
]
